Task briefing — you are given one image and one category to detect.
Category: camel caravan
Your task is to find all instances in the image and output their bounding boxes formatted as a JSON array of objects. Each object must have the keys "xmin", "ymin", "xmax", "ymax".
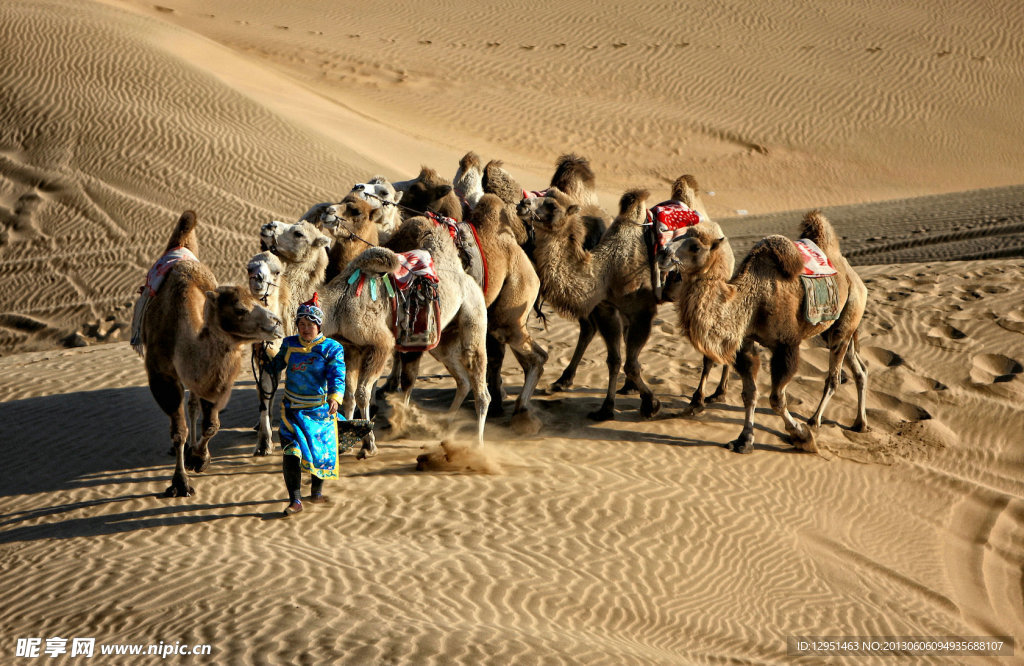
[{"xmin": 130, "ymin": 153, "xmax": 869, "ymax": 496}]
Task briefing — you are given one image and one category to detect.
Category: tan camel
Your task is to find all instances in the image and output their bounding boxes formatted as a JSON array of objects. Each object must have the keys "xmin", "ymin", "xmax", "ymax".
[
  {"xmin": 671, "ymin": 211, "xmax": 868, "ymax": 453},
  {"xmin": 245, "ymin": 250, "xmax": 291, "ymax": 456},
  {"xmin": 521, "ymin": 186, "xmax": 661, "ymax": 420},
  {"xmin": 300, "ymin": 176, "xmax": 404, "ymax": 245},
  {"xmin": 302, "ymin": 195, "xmax": 384, "ymax": 284},
  {"xmin": 482, "ymin": 153, "xmax": 613, "ymax": 393},
  {"xmin": 319, "ymin": 216, "xmax": 491, "ymax": 444},
  {"xmin": 337, "ymin": 170, "xmax": 548, "ymax": 434},
  {"xmin": 140, "ymin": 212, "xmax": 283, "ymax": 496},
  {"xmin": 265, "ymin": 219, "xmax": 331, "ymax": 320},
  {"xmin": 656, "ymin": 174, "xmax": 736, "ymax": 412}
]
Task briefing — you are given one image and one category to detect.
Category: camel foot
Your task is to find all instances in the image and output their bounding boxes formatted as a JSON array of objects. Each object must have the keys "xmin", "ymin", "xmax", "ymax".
[
  {"xmin": 548, "ymin": 377, "xmax": 573, "ymax": 393},
  {"xmin": 706, "ymin": 390, "xmax": 726, "ymax": 404},
  {"xmin": 851, "ymin": 419, "xmax": 868, "ymax": 433},
  {"xmin": 252, "ymin": 441, "xmax": 272, "ymax": 457},
  {"xmin": 488, "ymin": 400, "xmax": 506, "ymax": 418},
  {"xmin": 788, "ymin": 424, "xmax": 817, "ymax": 452},
  {"xmin": 510, "ymin": 409, "xmax": 542, "ymax": 436},
  {"xmin": 640, "ymin": 396, "xmax": 661, "ymax": 418},
  {"xmin": 587, "ymin": 405, "xmax": 616, "ymax": 421},
  {"xmin": 357, "ymin": 432, "xmax": 378, "ymax": 460},
  {"xmin": 184, "ymin": 450, "xmax": 210, "ymax": 473},
  {"xmin": 726, "ymin": 432, "xmax": 754, "ymax": 454},
  {"xmin": 682, "ymin": 398, "xmax": 706, "ymax": 417},
  {"xmin": 617, "ymin": 378, "xmax": 640, "ymax": 395},
  {"xmin": 164, "ymin": 479, "xmax": 195, "ymax": 497}
]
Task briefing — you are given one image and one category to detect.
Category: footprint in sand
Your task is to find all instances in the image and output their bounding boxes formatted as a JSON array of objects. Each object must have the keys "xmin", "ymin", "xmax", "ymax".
[
  {"xmin": 926, "ymin": 322, "xmax": 967, "ymax": 344},
  {"xmin": 863, "ymin": 346, "xmax": 905, "ymax": 369},
  {"xmin": 994, "ymin": 309, "xmax": 1024, "ymax": 334},
  {"xmin": 870, "ymin": 390, "xmax": 932, "ymax": 421},
  {"xmin": 969, "ymin": 353, "xmax": 1023, "ymax": 384}
]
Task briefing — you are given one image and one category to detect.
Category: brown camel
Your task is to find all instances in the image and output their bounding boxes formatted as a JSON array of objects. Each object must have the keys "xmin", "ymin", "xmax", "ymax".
[
  {"xmin": 139, "ymin": 212, "xmax": 283, "ymax": 496},
  {"xmin": 521, "ymin": 186, "xmax": 661, "ymax": 420},
  {"xmin": 483, "ymin": 153, "xmax": 613, "ymax": 393},
  {"xmin": 671, "ymin": 211, "xmax": 868, "ymax": 453},
  {"xmin": 337, "ymin": 172, "xmax": 548, "ymax": 436},
  {"xmin": 320, "ymin": 216, "xmax": 491, "ymax": 444},
  {"xmin": 656, "ymin": 174, "xmax": 736, "ymax": 413}
]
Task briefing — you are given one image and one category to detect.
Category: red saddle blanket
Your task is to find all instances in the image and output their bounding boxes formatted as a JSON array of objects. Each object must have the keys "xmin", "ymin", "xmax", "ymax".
[
  {"xmin": 391, "ymin": 250, "xmax": 442, "ymax": 351},
  {"xmin": 647, "ymin": 200, "xmax": 702, "ymax": 251}
]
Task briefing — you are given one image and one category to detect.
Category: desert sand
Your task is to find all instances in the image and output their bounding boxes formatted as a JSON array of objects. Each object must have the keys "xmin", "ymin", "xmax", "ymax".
[{"xmin": 1, "ymin": 0, "xmax": 1022, "ymax": 663}]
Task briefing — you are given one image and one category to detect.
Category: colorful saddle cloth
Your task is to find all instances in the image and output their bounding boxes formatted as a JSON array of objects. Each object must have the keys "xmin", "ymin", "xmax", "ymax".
[
  {"xmin": 424, "ymin": 211, "xmax": 488, "ymax": 294},
  {"xmin": 130, "ymin": 246, "xmax": 199, "ymax": 355},
  {"xmin": 647, "ymin": 200, "xmax": 703, "ymax": 252},
  {"xmin": 794, "ymin": 239, "xmax": 840, "ymax": 324},
  {"xmin": 392, "ymin": 250, "xmax": 442, "ymax": 351}
]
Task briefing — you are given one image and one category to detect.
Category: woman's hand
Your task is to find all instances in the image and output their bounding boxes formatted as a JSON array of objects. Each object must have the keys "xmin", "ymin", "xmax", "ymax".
[{"xmin": 327, "ymin": 398, "xmax": 340, "ymax": 416}]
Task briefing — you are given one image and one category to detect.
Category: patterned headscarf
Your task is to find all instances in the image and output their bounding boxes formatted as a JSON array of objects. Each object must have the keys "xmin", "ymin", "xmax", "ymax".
[{"xmin": 296, "ymin": 292, "xmax": 324, "ymax": 327}]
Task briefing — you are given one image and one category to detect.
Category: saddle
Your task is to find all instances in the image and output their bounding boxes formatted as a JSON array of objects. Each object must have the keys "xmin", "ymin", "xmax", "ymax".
[
  {"xmin": 794, "ymin": 239, "xmax": 841, "ymax": 325},
  {"xmin": 130, "ymin": 246, "xmax": 199, "ymax": 354},
  {"xmin": 424, "ymin": 211, "xmax": 489, "ymax": 294},
  {"xmin": 643, "ymin": 200, "xmax": 702, "ymax": 302},
  {"xmin": 391, "ymin": 250, "xmax": 442, "ymax": 351}
]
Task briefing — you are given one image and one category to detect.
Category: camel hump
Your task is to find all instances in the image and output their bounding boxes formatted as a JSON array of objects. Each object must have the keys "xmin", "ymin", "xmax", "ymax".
[
  {"xmin": 459, "ymin": 151, "xmax": 482, "ymax": 172},
  {"xmin": 617, "ymin": 188, "xmax": 650, "ymax": 221},
  {"xmin": 670, "ymin": 175, "xmax": 700, "ymax": 207},
  {"xmin": 743, "ymin": 235, "xmax": 805, "ymax": 280},
  {"xmin": 798, "ymin": 209, "xmax": 839, "ymax": 255},
  {"xmin": 165, "ymin": 210, "xmax": 199, "ymax": 255},
  {"xmin": 468, "ymin": 193, "xmax": 505, "ymax": 232},
  {"xmin": 481, "ymin": 160, "xmax": 523, "ymax": 205},
  {"xmin": 551, "ymin": 153, "xmax": 596, "ymax": 191},
  {"xmin": 349, "ymin": 247, "xmax": 402, "ymax": 276}
]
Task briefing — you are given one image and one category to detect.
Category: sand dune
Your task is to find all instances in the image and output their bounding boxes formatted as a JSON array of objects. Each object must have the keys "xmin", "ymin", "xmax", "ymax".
[{"xmin": 1, "ymin": 0, "xmax": 1022, "ymax": 663}]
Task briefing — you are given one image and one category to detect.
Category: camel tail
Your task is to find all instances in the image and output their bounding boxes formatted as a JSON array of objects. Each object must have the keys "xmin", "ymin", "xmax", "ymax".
[
  {"xmin": 550, "ymin": 154, "xmax": 596, "ymax": 192},
  {"xmin": 481, "ymin": 160, "xmax": 523, "ymax": 205},
  {"xmin": 165, "ymin": 210, "xmax": 199, "ymax": 255},
  {"xmin": 670, "ymin": 175, "xmax": 700, "ymax": 207},
  {"xmin": 798, "ymin": 209, "xmax": 840, "ymax": 255}
]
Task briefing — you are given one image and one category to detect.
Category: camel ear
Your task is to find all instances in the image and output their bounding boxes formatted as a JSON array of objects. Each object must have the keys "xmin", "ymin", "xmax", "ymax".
[
  {"xmin": 566, "ymin": 204, "xmax": 580, "ymax": 217},
  {"xmin": 711, "ymin": 237, "xmax": 724, "ymax": 251},
  {"xmin": 369, "ymin": 205, "xmax": 383, "ymax": 223},
  {"xmin": 393, "ymin": 190, "xmax": 403, "ymax": 204},
  {"xmin": 437, "ymin": 184, "xmax": 453, "ymax": 198},
  {"xmin": 314, "ymin": 234, "xmax": 330, "ymax": 248}
]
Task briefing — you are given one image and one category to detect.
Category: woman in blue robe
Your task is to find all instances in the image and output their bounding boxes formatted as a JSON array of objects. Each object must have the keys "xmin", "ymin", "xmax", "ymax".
[{"xmin": 270, "ymin": 294, "xmax": 345, "ymax": 516}]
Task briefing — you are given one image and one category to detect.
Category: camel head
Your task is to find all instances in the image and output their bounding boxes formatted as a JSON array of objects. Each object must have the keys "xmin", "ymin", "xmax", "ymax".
[
  {"xmin": 270, "ymin": 220, "xmax": 330, "ymax": 262},
  {"xmin": 246, "ymin": 251, "xmax": 284, "ymax": 303},
  {"xmin": 403, "ymin": 166, "xmax": 455, "ymax": 215},
  {"xmin": 616, "ymin": 188, "xmax": 651, "ymax": 225},
  {"xmin": 351, "ymin": 175, "xmax": 403, "ymax": 209},
  {"xmin": 665, "ymin": 226, "xmax": 726, "ymax": 276},
  {"xmin": 517, "ymin": 187, "xmax": 579, "ymax": 234},
  {"xmin": 204, "ymin": 286, "xmax": 284, "ymax": 341},
  {"xmin": 259, "ymin": 220, "xmax": 284, "ymax": 251}
]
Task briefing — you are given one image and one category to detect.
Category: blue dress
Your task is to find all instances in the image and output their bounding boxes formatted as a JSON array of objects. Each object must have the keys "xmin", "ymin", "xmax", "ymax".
[{"xmin": 271, "ymin": 334, "xmax": 346, "ymax": 479}]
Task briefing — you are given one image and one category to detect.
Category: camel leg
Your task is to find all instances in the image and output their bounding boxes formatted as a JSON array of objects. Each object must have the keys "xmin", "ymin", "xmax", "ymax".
[
  {"xmin": 845, "ymin": 341, "xmax": 869, "ymax": 432},
  {"xmin": 399, "ymin": 351, "xmax": 423, "ymax": 409},
  {"xmin": 485, "ymin": 332, "xmax": 507, "ymax": 417},
  {"xmin": 808, "ymin": 335, "xmax": 852, "ymax": 431},
  {"xmin": 684, "ymin": 356, "xmax": 716, "ymax": 416},
  {"xmin": 623, "ymin": 312, "xmax": 660, "ymax": 418},
  {"xmin": 707, "ymin": 361, "xmax": 730, "ymax": 404},
  {"xmin": 589, "ymin": 305, "xmax": 623, "ymax": 421},
  {"xmin": 378, "ymin": 351, "xmax": 402, "ymax": 397},
  {"xmin": 617, "ymin": 312, "xmax": 640, "ymax": 395},
  {"xmin": 342, "ymin": 347, "xmax": 362, "ymax": 420},
  {"xmin": 466, "ymin": 340, "xmax": 490, "ymax": 445},
  {"xmin": 356, "ymin": 346, "xmax": 386, "ymax": 459},
  {"xmin": 185, "ymin": 395, "xmax": 215, "ymax": 473},
  {"xmin": 728, "ymin": 340, "xmax": 760, "ymax": 454},
  {"xmin": 770, "ymin": 343, "xmax": 814, "ymax": 451},
  {"xmin": 506, "ymin": 335, "xmax": 548, "ymax": 436},
  {"xmin": 253, "ymin": 363, "xmax": 276, "ymax": 456},
  {"xmin": 149, "ymin": 371, "xmax": 193, "ymax": 497},
  {"xmin": 550, "ymin": 315, "xmax": 596, "ymax": 392}
]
